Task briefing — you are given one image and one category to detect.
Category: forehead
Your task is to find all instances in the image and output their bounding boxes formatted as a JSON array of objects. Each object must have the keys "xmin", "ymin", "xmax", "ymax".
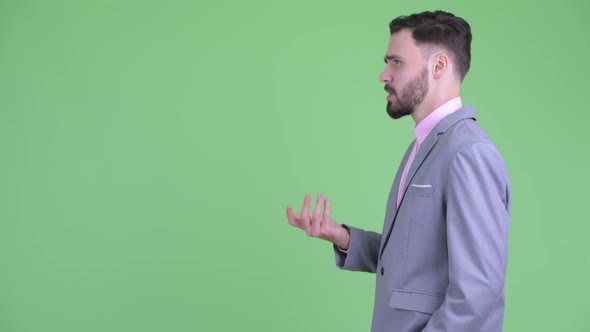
[{"xmin": 386, "ymin": 29, "xmax": 423, "ymax": 58}]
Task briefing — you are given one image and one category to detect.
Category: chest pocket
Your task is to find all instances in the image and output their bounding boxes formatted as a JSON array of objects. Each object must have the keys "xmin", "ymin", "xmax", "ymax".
[{"xmin": 406, "ymin": 184, "xmax": 435, "ymax": 197}]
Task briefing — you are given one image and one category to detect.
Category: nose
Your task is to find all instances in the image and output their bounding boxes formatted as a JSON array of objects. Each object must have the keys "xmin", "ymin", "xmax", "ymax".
[{"xmin": 380, "ymin": 66, "xmax": 392, "ymax": 83}]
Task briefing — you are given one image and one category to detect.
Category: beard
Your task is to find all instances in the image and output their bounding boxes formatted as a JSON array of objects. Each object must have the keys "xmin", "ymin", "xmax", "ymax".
[{"xmin": 385, "ymin": 67, "xmax": 429, "ymax": 119}]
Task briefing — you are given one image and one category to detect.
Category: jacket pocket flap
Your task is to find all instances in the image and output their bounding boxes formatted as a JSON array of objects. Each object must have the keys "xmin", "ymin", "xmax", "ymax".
[{"xmin": 389, "ymin": 289, "xmax": 444, "ymax": 314}]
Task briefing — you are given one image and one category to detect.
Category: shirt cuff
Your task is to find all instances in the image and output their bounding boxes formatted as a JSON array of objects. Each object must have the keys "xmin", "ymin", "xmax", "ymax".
[
  {"xmin": 336, "ymin": 245, "xmax": 348, "ymax": 254},
  {"xmin": 336, "ymin": 224, "xmax": 350, "ymax": 253}
]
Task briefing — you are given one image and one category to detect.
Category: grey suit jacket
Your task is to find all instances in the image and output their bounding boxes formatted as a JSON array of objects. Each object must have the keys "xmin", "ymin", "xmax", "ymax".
[{"xmin": 334, "ymin": 106, "xmax": 511, "ymax": 332}]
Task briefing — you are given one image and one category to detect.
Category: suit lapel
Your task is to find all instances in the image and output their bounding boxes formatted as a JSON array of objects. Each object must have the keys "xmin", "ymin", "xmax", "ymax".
[
  {"xmin": 379, "ymin": 141, "xmax": 415, "ymax": 253},
  {"xmin": 379, "ymin": 135, "xmax": 438, "ymax": 258},
  {"xmin": 379, "ymin": 106, "xmax": 478, "ymax": 259},
  {"xmin": 400, "ymin": 106, "xmax": 477, "ymax": 198},
  {"xmin": 391, "ymin": 141, "xmax": 416, "ymax": 210},
  {"xmin": 399, "ymin": 133, "xmax": 439, "ymax": 205}
]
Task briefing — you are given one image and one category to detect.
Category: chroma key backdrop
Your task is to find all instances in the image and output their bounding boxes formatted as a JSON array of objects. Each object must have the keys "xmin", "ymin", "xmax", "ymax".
[{"xmin": 1, "ymin": 0, "xmax": 589, "ymax": 331}]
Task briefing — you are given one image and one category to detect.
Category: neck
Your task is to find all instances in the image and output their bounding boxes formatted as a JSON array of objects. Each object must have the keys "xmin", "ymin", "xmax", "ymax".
[{"xmin": 412, "ymin": 87, "xmax": 461, "ymax": 125}]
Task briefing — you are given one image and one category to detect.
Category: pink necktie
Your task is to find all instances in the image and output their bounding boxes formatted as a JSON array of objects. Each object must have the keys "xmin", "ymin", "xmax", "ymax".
[{"xmin": 396, "ymin": 142, "xmax": 419, "ymax": 208}]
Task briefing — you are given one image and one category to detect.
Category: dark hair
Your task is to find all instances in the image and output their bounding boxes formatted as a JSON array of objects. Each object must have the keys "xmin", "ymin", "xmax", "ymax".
[{"xmin": 389, "ymin": 10, "xmax": 472, "ymax": 81}]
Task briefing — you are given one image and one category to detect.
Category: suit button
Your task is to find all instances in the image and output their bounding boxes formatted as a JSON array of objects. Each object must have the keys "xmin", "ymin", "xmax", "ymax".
[{"xmin": 380, "ymin": 267, "xmax": 384, "ymax": 275}]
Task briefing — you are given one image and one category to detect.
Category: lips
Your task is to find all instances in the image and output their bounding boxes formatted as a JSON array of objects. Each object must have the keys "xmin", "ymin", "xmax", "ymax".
[
  {"xmin": 385, "ymin": 85, "xmax": 396, "ymax": 101},
  {"xmin": 384, "ymin": 85, "xmax": 396, "ymax": 96}
]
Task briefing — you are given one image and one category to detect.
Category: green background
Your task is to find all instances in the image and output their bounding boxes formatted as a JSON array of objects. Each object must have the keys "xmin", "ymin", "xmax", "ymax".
[{"xmin": 1, "ymin": 0, "xmax": 589, "ymax": 331}]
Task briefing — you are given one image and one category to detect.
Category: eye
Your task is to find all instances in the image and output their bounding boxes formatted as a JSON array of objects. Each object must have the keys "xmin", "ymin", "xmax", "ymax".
[{"xmin": 384, "ymin": 58, "xmax": 402, "ymax": 65}]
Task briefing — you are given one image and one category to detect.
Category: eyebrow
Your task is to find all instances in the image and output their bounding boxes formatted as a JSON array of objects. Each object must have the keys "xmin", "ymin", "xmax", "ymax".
[{"xmin": 384, "ymin": 54, "xmax": 404, "ymax": 63}]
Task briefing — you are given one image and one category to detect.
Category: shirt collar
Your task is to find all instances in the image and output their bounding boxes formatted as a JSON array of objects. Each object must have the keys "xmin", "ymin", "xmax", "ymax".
[{"xmin": 414, "ymin": 96, "xmax": 463, "ymax": 145}]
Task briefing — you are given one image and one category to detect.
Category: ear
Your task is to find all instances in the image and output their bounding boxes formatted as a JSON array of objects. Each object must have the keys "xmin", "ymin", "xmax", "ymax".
[{"xmin": 431, "ymin": 52, "xmax": 449, "ymax": 79}]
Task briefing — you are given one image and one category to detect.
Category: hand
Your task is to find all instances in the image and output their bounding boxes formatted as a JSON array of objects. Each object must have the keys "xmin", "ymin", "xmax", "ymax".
[{"xmin": 286, "ymin": 193, "xmax": 350, "ymax": 250}]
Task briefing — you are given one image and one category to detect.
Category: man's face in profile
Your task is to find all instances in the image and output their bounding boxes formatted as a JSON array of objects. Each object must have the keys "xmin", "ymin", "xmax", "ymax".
[{"xmin": 380, "ymin": 29, "xmax": 430, "ymax": 119}]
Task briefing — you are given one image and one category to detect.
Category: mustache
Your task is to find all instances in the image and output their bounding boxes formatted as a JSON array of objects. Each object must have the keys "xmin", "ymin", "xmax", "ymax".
[{"xmin": 384, "ymin": 85, "xmax": 396, "ymax": 95}]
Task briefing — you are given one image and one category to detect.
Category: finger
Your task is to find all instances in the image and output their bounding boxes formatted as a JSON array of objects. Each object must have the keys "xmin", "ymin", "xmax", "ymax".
[
  {"xmin": 301, "ymin": 194, "xmax": 311, "ymax": 232},
  {"xmin": 313, "ymin": 193, "xmax": 324, "ymax": 217},
  {"xmin": 323, "ymin": 199, "xmax": 331, "ymax": 222},
  {"xmin": 286, "ymin": 205, "xmax": 297, "ymax": 226},
  {"xmin": 318, "ymin": 199, "xmax": 331, "ymax": 239},
  {"xmin": 311, "ymin": 193, "xmax": 324, "ymax": 236}
]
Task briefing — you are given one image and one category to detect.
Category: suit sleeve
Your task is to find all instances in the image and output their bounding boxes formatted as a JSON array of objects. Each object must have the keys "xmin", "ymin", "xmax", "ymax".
[
  {"xmin": 333, "ymin": 224, "xmax": 381, "ymax": 273},
  {"xmin": 423, "ymin": 142, "xmax": 511, "ymax": 331}
]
